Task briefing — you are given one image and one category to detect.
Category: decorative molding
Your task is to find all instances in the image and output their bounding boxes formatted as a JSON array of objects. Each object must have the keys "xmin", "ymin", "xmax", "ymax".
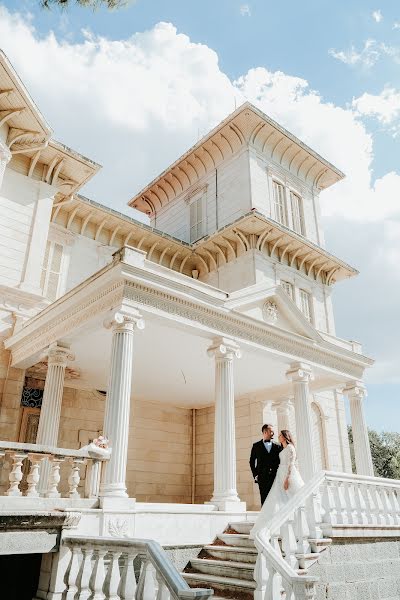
[
  {"xmin": 262, "ymin": 300, "xmax": 278, "ymax": 324},
  {"xmin": 184, "ymin": 183, "xmax": 209, "ymax": 205},
  {"xmin": 108, "ymin": 518, "xmax": 129, "ymax": 538},
  {"xmin": 21, "ymin": 387, "xmax": 43, "ymax": 408},
  {"xmin": 62, "ymin": 512, "xmax": 82, "ymax": 529}
]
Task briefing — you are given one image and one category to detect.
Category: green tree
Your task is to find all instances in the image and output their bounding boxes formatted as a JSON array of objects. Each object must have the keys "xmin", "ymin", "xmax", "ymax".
[
  {"xmin": 41, "ymin": 0, "xmax": 124, "ymax": 8},
  {"xmin": 348, "ymin": 426, "xmax": 400, "ymax": 479}
]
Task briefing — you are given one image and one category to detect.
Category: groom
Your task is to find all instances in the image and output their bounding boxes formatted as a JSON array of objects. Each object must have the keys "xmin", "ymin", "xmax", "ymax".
[{"xmin": 249, "ymin": 424, "xmax": 282, "ymax": 505}]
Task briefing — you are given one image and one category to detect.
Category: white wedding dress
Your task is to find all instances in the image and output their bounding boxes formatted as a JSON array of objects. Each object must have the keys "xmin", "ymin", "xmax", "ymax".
[{"xmin": 249, "ymin": 444, "xmax": 304, "ymax": 538}]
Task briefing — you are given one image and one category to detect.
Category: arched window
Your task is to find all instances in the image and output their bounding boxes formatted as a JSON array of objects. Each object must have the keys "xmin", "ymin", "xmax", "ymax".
[{"xmin": 311, "ymin": 402, "xmax": 327, "ymax": 470}]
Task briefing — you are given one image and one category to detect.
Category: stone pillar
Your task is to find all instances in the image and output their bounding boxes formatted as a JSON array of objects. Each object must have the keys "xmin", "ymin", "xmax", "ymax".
[
  {"xmin": 37, "ymin": 344, "xmax": 74, "ymax": 494},
  {"xmin": 99, "ymin": 310, "xmax": 144, "ymax": 505},
  {"xmin": 273, "ymin": 398, "xmax": 292, "ymax": 433},
  {"xmin": 36, "ymin": 344, "xmax": 74, "ymax": 447},
  {"xmin": 286, "ymin": 362, "xmax": 317, "ymax": 481},
  {"xmin": 0, "ymin": 140, "xmax": 11, "ymax": 191},
  {"xmin": 344, "ymin": 381, "xmax": 374, "ymax": 476},
  {"xmin": 207, "ymin": 337, "xmax": 245, "ymax": 511}
]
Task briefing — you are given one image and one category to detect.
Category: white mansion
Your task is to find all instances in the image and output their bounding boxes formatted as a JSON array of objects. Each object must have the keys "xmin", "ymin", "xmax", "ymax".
[{"xmin": 0, "ymin": 50, "xmax": 399, "ymax": 600}]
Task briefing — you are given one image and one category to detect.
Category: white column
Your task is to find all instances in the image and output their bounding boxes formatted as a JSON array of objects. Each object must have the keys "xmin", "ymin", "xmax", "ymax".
[
  {"xmin": 37, "ymin": 344, "xmax": 74, "ymax": 494},
  {"xmin": 207, "ymin": 337, "xmax": 245, "ymax": 511},
  {"xmin": 36, "ymin": 344, "xmax": 74, "ymax": 446},
  {"xmin": 99, "ymin": 310, "xmax": 144, "ymax": 504},
  {"xmin": 273, "ymin": 398, "xmax": 292, "ymax": 433},
  {"xmin": 344, "ymin": 381, "xmax": 374, "ymax": 476},
  {"xmin": 286, "ymin": 362, "xmax": 317, "ymax": 481},
  {"xmin": 0, "ymin": 140, "xmax": 11, "ymax": 191}
]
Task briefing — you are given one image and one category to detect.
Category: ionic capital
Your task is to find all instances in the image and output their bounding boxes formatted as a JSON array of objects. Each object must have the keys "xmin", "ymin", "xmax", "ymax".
[
  {"xmin": 207, "ymin": 337, "xmax": 241, "ymax": 361},
  {"xmin": 286, "ymin": 362, "xmax": 314, "ymax": 384},
  {"xmin": 104, "ymin": 309, "xmax": 145, "ymax": 334},
  {"xmin": 45, "ymin": 343, "xmax": 74, "ymax": 367},
  {"xmin": 272, "ymin": 398, "xmax": 292, "ymax": 414},
  {"xmin": 343, "ymin": 381, "xmax": 367, "ymax": 401}
]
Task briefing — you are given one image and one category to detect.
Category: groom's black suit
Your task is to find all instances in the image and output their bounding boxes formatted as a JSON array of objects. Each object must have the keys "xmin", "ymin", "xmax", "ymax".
[{"xmin": 249, "ymin": 440, "xmax": 282, "ymax": 505}]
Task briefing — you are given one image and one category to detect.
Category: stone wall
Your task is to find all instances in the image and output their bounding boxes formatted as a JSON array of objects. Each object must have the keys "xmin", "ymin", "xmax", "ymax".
[{"xmin": 310, "ymin": 538, "xmax": 400, "ymax": 600}]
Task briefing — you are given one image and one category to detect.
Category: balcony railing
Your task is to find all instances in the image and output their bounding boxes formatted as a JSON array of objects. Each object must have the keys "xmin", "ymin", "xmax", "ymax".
[{"xmin": 0, "ymin": 441, "xmax": 110, "ymax": 501}]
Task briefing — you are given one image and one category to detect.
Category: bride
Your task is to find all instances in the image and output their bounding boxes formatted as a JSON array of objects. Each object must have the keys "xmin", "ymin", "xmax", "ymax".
[{"xmin": 249, "ymin": 430, "xmax": 304, "ymax": 538}]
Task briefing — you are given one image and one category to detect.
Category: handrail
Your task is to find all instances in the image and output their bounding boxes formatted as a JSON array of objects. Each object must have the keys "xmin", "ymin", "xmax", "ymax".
[
  {"xmin": 0, "ymin": 440, "xmax": 110, "ymax": 460},
  {"xmin": 64, "ymin": 536, "xmax": 213, "ymax": 600}
]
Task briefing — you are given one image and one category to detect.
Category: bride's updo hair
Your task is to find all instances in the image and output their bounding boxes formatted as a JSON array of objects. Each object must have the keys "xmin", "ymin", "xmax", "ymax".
[{"xmin": 280, "ymin": 430, "xmax": 295, "ymax": 446}]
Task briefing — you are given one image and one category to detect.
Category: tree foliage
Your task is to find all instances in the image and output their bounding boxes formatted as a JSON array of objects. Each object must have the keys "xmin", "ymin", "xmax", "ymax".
[
  {"xmin": 348, "ymin": 426, "xmax": 400, "ymax": 479},
  {"xmin": 41, "ymin": 0, "xmax": 125, "ymax": 9}
]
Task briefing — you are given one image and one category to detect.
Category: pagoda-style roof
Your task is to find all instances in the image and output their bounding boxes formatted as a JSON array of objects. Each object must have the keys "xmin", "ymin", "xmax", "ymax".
[
  {"xmin": 54, "ymin": 196, "xmax": 356, "ymax": 286},
  {"xmin": 129, "ymin": 102, "xmax": 344, "ymax": 215},
  {"xmin": 0, "ymin": 50, "xmax": 100, "ymax": 195}
]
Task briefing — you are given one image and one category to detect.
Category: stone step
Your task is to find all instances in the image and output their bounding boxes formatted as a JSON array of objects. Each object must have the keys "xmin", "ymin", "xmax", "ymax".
[
  {"xmin": 227, "ymin": 521, "xmax": 255, "ymax": 535},
  {"xmin": 308, "ymin": 538, "xmax": 332, "ymax": 553},
  {"xmin": 189, "ymin": 558, "xmax": 255, "ymax": 581},
  {"xmin": 217, "ymin": 533, "xmax": 255, "ymax": 548},
  {"xmin": 203, "ymin": 545, "xmax": 258, "ymax": 564},
  {"xmin": 182, "ymin": 571, "xmax": 255, "ymax": 600}
]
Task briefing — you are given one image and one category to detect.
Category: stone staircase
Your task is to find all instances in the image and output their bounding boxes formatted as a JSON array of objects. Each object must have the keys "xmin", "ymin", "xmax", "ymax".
[{"xmin": 182, "ymin": 521, "xmax": 331, "ymax": 600}]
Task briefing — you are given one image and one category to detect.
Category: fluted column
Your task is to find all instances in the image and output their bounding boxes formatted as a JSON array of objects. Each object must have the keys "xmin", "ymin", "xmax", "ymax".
[
  {"xmin": 37, "ymin": 344, "xmax": 74, "ymax": 494},
  {"xmin": 273, "ymin": 398, "xmax": 292, "ymax": 433},
  {"xmin": 344, "ymin": 381, "xmax": 374, "ymax": 476},
  {"xmin": 207, "ymin": 337, "xmax": 245, "ymax": 511},
  {"xmin": 99, "ymin": 310, "xmax": 144, "ymax": 500},
  {"xmin": 37, "ymin": 344, "xmax": 74, "ymax": 446},
  {"xmin": 286, "ymin": 362, "xmax": 317, "ymax": 481},
  {"xmin": 0, "ymin": 141, "xmax": 11, "ymax": 191}
]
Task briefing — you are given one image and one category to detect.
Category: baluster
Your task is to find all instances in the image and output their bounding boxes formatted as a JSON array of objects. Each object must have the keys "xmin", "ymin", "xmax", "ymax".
[
  {"xmin": 353, "ymin": 483, "xmax": 368, "ymax": 525},
  {"xmin": 306, "ymin": 490, "xmax": 323, "ymax": 539},
  {"xmin": 254, "ymin": 552, "xmax": 268, "ymax": 600},
  {"xmin": 143, "ymin": 561, "xmax": 157, "ymax": 600},
  {"xmin": 85, "ymin": 459, "xmax": 101, "ymax": 499},
  {"xmin": 265, "ymin": 565, "xmax": 282, "ymax": 600},
  {"xmin": 90, "ymin": 548, "xmax": 107, "ymax": 600},
  {"xmin": 372, "ymin": 486, "xmax": 386, "ymax": 526},
  {"xmin": 292, "ymin": 579, "xmax": 317, "ymax": 600},
  {"xmin": 389, "ymin": 488, "xmax": 400, "ymax": 526},
  {"xmin": 46, "ymin": 457, "xmax": 64, "ymax": 498},
  {"xmin": 282, "ymin": 578, "xmax": 294, "ymax": 600},
  {"xmin": 343, "ymin": 482, "xmax": 357, "ymax": 524},
  {"xmin": 119, "ymin": 551, "xmax": 138, "ymax": 600},
  {"xmin": 382, "ymin": 487, "xmax": 394, "ymax": 525},
  {"xmin": 333, "ymin": 481, "xmax": 348, "ymax": 525},
  {"xmin": 281, "ymin": 512, "xmax": 298, "ymax": 569},
  {"xmin": 5, "ymin": 452, "xmax": 27, "ymax": 496},
  {"xmin": 104, "ymin": 550, "xmax": 122, "ymax": 600},
  {"xmin": 295, "ymin": 503, "xmax": 310, "ymax": 556},
  {"xmin": 364, "ymin": 484, "xmax": 377, "ymax": 525},
  {"xmin": 26, "ymin": 454, "xmax": 44, "ymax": 497},
  {"xmin": 321, "ymin": 480, "xmax": 337, "ymax": 525},
  {"xmin": 155, "ymin": 570, "xmax": 170, "ymax": 600},
  {"xmin": 66, "ymin": 546, "xmax": 82, "ymax": 600},
  {"xmin": 68, "ymin": 458, "xmax": 85, "ymax": 499},
  {"xmin": 77, "ymin": 545, "xmax": 94, "ymax": 600}
]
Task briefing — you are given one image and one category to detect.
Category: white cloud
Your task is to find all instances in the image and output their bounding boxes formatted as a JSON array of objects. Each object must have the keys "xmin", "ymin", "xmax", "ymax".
[
  {"xmin": 329, "ymin": 39, "xmax": 382, "ymax": 67},
  {"xmin": 372, "ymin": 9, "xmax": 383, "ymax": 23},
  {"xmin": 353, "ymin": 87, "xmax": 400, "ymax": 135},
  {"xmin": 0, "ymin": 6, "xmax": 399, "ymax": 386},
  {"xmin": 393, "ymin": 21, "xmax": 400, "ymax": 29},
  {"xmin": 239, "ymin": 4, "xmax": 251, "ymax": 17}
]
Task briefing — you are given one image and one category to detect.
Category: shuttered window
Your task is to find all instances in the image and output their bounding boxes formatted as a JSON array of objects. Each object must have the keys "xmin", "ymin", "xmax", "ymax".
[
  {"xmin": 272, "ymin": 181, "xmax": 287, "ymax": 226},
  {"xmin": 290, "ymin": 192, "xmax": 305, "ymax": 235},
  {"xmin": 281, "ymin": 280, "xmax": 294, "ymax": 300},
  {"xmin": 190, "ymin": 195, "xmax": 206, "ymax": 243},
  {"xmin": 299, "ymin": 289, "xmax": 312, "ymax": 322},
  {"xmin": 40, "ymin": 241, "xmax": 64, "ymax": 301}
]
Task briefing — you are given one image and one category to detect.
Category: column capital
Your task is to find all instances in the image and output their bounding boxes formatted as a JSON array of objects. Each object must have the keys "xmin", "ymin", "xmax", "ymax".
[
  {"xmin": 286, "ymin": 362, "xmax": 314, "ymax": 383},
  {"xmin": 0, "ymin": 140, "xmax": 11, "ymax": 164},
  {"xmin": 104, "ymin": 309, "xmax": 145, "ymax": 334},
  {"xmin": 45, "ymin": 343, "xmax": 74, "ymax": 367},
  {"xmin": 207, "ymin": 337, "xmax": 241, "ymax": 360},
  {"xmin": 272, "ymin": 398, "xmax": 292, "ymax": 413},
  {"xmin": 343, "ymin": 381, "xmax": 367, "ymax": 400}
]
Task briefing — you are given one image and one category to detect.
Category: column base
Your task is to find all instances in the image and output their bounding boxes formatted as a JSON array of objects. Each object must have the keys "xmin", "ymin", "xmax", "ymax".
[
  {"xmin": 99, "ymin": 496, "xmax": 136, "ymax": 510},
  {"xmin": 205, "ymin": 500, "xmax": 247, "ymax": 512}
]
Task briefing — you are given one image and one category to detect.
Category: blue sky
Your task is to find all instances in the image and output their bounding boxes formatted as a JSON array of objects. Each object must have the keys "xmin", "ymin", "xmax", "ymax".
[{"xmin": 1, "ymin": 0, "xmax": 399, "ymax": 431}]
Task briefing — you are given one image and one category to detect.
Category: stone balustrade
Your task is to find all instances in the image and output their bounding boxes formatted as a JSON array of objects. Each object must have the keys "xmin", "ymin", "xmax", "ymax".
[
  {"xmin": 253, "ymin": 471, "xmax": 400, "ymax": 600},
  {"xmin": 63, "ymin": 536, "xmax": 213, "ymax": 600},
  {"xmin": 0, "ymin": 441, "xmax": 110, "ymax": 501}
]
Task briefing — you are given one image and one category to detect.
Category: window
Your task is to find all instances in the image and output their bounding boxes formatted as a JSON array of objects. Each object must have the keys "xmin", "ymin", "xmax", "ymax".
[
  {"xmin": 281, "ymin": 280, "xmax": 294, "ymax": 300},
  {"xmin": 290, "ymin": 192, "xmax": 305, "ymax": 235},
  {"xmin": 272, "ymin": 181, "xmax": 287, "ymax": 226},
  {"xmin": 40, "ymin": 240, "xmax": 64, "ymax": 301},
  {"xmin": 190, "ymin": 194, "xmax": 206, "ymax": 242},
  {"xmin": 299, "ymin": 289, "xmax": 312, "ymax": 322}
]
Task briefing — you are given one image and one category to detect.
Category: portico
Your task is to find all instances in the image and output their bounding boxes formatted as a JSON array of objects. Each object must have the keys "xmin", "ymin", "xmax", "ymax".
[{"xmin": 4, "ymin": 244, "xmax": 374, "ymax": 512}]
